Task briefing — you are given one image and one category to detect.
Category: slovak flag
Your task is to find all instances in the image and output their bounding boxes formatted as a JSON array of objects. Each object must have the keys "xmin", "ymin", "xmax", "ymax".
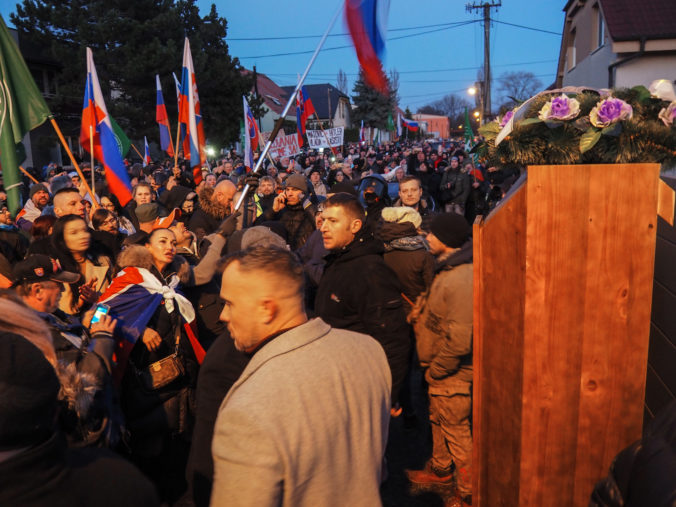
[
  {"xmin": 345, "ymin": 0, "xmax": 390, "ymax": 94},
  {"xmin": 295, "ymin": 86, "xmax": 315, "ymax": 148},
  {"xmin": 155, "ymin": 75, "xmax": 174, "ymax": 157},
  {"xmin": 80, "ymin": 47, "xmax": 133, "ymax": 206},
  {"xmin": 359, "ymin": 120, "xmax": 366, "ymax": 143},
  {"xmin": 243, "ymin": 96, "xmax": 260, "ymax": 171},
  {"xmin": 143, "ymin": 136, "xmax": 151, "ymax": 167},
  {"xmin": 98, "ymin": 266, "xmax": 206, "ymax": 385},
  {"xmin": 178, "ymin": 38, "xmax": 206, "ymax": 184},
  {"xmin": 402, "ymin": 117, "xmax": 419, "ymax": 132}
]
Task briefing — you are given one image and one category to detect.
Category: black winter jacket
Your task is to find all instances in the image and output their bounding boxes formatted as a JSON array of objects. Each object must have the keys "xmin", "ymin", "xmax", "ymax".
[
  {"xmin": 315, "ymin": 230, "xmax": 411, "ymax": 402},
  {"xmin": 0, "ymin": 432, "xmax": 158, "ymax": 507}
]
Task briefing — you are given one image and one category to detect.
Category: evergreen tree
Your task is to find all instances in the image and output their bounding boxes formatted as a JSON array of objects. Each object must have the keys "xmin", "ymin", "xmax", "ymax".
[
  {"xmin": 11, "ymin": 0, "xmax": 251, "ymax": 147},
  {"xmin": 351, "ymin": 69, "xmax": 397, "ymax": 129}
]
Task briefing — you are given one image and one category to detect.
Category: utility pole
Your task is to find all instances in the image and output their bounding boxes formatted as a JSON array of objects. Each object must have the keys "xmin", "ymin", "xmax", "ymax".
[
  {"xmin": 327, "ymin": 87, "xmax": 332, "ymax": 128},
  {"xmin": 466, "ymin": 1, "xmax": 500, "ymax": 122},
  {"xmin": 253, "ymin": 65, "xmax": 262, "ymax": 131}
]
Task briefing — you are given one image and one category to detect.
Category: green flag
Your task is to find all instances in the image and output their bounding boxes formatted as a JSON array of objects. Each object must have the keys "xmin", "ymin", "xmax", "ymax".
[
  {"xmin": 110, "ymin": 116, "xmax": 131, "ymax": 157},
  {"xmin": 386, "ymin": 111, "xmax": 394, "ymax": 131},
  {"xmin": 464, "ymin": 107, "xmax": 474, "ymax": 152},
  {"xmin": 0, "ymin": 16, "xmax": 52, "ymax": 214}
]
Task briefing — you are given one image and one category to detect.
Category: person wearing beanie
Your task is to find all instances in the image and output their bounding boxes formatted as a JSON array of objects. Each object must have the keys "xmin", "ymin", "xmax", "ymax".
[
  {"xmin": 16, "ymin": 182, "xmax": 50, "ymax": 232},
  {"xmin": 0, "ymin": 332, "xmax": 159, "ymax": 507},
  {"xmin": 262, "ymin": 172, "xmax": 316, "ymax": 250},
  {"xmin": 406, "ymin": 212, "xmax": 473, "ymax": 505}
]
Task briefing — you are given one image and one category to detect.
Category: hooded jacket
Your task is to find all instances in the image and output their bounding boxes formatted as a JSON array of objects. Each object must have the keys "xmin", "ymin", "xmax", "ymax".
[{"xmin": 376, "ymin": 220, "xmax": 435, "ymax": 310}]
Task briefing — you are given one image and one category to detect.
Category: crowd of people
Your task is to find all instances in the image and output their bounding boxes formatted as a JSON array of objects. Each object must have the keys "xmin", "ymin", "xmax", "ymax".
[{"xmin": 0, "ymin": 139, "xmax": 520, "ymax": 507}]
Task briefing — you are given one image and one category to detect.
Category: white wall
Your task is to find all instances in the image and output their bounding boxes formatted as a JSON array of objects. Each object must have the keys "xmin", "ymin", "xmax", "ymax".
[
  {"xmin": 616, "ymin": 55, "xmax": 676, "ymax": 89},
  {"xmin": 562, "ymin": 43, "xmax": 615, "ymax": 88}
]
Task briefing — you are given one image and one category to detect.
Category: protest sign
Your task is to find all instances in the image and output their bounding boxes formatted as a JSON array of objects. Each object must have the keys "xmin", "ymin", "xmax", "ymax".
[
  {"xmin": 268, "ymin": 132, "xmax": 301, "ymax": 159},
  {"xmin": 306, "ymin": 127, "xmax": 344, "ymax": 149}
]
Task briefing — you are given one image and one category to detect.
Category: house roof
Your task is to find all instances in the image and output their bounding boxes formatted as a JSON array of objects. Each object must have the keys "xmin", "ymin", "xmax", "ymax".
[
  {"xmin": 281, "ymin": 84, "xmax": 350, "ymax": 120},
  {"xmin": 242, "ymin": 69, "xmax": 291, "ymax": 116},
  {"xmin": 600, "ymin": 0, "xmax": 676, "ymax": 41}
]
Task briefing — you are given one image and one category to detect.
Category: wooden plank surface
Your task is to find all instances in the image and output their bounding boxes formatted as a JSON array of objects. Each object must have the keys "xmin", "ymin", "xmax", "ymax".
[
  {"xmin": 519, "ymin": 163, "xmax": 658, "ymax": 506},
  {"xmin": 474, "ymin": 178, "xmax": 527, "ymax": 507},
  {"xmin": 520, "ymin": 164, "xmax": 591, "ymax": 506},
  {"xmin": 573, "ymin": 163, "xmax": 657, "ymax": 506}
]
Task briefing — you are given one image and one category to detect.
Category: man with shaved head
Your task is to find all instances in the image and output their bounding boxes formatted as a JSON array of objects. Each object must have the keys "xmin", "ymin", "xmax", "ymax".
[
  {"xmin": 188, "ymin": 179, "xmax": 237, "ymax": 241},
  {"xmin": 210, "ymin": 246, "xmax": 390, "ymax": 506},
  {"xmin": 53, "ymin": 188, "xmax": 85, "ymax": 219}
]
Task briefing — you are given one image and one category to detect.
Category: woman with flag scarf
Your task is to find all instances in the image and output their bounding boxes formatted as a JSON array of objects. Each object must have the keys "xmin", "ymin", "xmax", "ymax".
[
  {"xmin": 97, "ymin": 228, "xmax": 196, "ymax": 503},
  {"xmin": 100, "ymin": 214, "xmax": 237, "ymax": 503}
]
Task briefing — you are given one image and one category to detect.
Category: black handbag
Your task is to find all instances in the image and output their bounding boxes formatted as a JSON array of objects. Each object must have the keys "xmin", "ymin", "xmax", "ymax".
[{"xmin": 137, "ymin": 327, "xmax": 184, "ymax": 391}]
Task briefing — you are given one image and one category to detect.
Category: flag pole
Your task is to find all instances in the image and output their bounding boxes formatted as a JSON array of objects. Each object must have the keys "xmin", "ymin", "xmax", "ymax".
[
  {"xmin": 89, "ymin": 125, "xmax": 95, "ymax": 198},
  {"xmin": 131, "ymin": 143, "xmax": 144, "ymax": 161},
  {"xmin": 49, "ymin": 117, "xmax": 97, "ymax": 205},
  {"xmin": 235, "ymin": 0, "xmax": 344, "ymax": 211},
  {"xmin": 257, "ymin": 130, "xmax": 276, "ymax": 166},
  {"xmin": 173, "ymin": 120, "xmax": 181, "ymax": 171},
  {"xmin": 19, "ymin": 166, "xmax": 39, "ymax": 185}
]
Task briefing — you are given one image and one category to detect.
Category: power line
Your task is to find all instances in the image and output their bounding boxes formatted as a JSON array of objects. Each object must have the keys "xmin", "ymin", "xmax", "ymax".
[
  {"xmin": 237, "ymin": 21, "xmax": 479, "ymax": 59},
  {"xmin": 492, "ymin": 20, "xmax": 561, "ymax": 36},
  {"xmin": 228, "ymin": 20, "xmax": 475, "ymax": 41},
  {"xmin": 263, "ymin": 59, "xmax": 557, "ymax": 79}
]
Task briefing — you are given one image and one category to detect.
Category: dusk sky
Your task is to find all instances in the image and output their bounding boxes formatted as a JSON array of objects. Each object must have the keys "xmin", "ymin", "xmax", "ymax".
[{"xmin": 2, "ymin": 1, "xmax": 566, "ymax": 112}]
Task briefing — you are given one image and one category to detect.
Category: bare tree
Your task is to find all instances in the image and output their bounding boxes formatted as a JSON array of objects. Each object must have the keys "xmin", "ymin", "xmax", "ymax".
[
  {"xmin": 497, "ymin": 71, "xmax": 543, "ymax": 109},
  {"xmin": 418, "ymin": 93, "xmax": 470, "ymax": 127},
  {"xmin": 337, "ymin": 69, "xmax": 349, "ymax": 95}
]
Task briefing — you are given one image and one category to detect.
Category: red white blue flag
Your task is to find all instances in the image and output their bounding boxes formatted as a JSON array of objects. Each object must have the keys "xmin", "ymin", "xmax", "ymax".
[
  {"xmin": 80, "ymin": 48, "xmax": 133, "ymax": 206},
  {"xmin": 243, "ymin": 96, "xmax": 260, "ymax": 171},
  {"xmin": 295, "ymin": 86, "xmax": 316, "ymax": 148},
  {"xmin": 402, "ymin": 117, "xmax": 419, "ymax": 132},
  {"xmin": 178, "ymin": 38, "xmax": 205, "ymax": 184},
  {"xmin": 345, "ymin": 0, "xmax": 390, "ymax": 94},
  {"xmin": 98, "ymin": 266, "xmax": 205, "ymax": 384},
  {"xmin": 155, "ymin": 74, "xmax": 174, "ymax": 157},
  {"xmin": 359, "ymin": 120, "xmax": 366, "ymax": 143},
  {"xmin": 143, "ymin": 136, "xmax": 151, "ymax": 167}
]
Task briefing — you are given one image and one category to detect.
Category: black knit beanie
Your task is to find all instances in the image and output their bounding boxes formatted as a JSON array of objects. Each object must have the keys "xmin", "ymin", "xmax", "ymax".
[{"xmin": 429, "ymin": 213, "xmax": 471, "ymax": 248}]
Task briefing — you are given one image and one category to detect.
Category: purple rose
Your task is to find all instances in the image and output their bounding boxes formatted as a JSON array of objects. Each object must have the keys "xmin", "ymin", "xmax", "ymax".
[
  {"xmin": 551, "ymin": 96, "xmax": 570, "ymax": 117},
  {"xmin": 538, "ymin": 94, "xmax": 580, "ymax": 121},
  {"xmin": 499, "ymin": 110, "xmax": 514, "ymax": 128},
  {"xmin": 590, "ymin": 97, "xmax": 633, "ymax": 127}
]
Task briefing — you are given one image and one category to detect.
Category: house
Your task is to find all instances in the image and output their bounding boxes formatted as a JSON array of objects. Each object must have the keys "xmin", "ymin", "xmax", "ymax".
[
  {"xmin": 555, "ymin": 0, "xmax": 676, "ymax": 89},
  {"xmin": 242, "ymin": 68, "xmax": 295, "ymax": 133},
  {"xmin": 412, "ymin": 114, "xmax": 450, "ymax": 139},
  {"xmin": 281, "ymin": 84, "xmax": 351, "ymax": 128}
]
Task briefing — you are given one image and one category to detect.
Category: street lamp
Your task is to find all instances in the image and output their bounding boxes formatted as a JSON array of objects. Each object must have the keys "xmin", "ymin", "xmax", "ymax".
[{"xmin": 468, "ymin": 82, "xmax": 485, "ymax": 125}]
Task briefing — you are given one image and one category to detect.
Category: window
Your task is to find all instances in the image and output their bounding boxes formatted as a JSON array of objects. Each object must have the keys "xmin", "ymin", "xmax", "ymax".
[
  {"xmin": 567, "ymin": 28, "xmax": 577, "ymax": 70},
  {"xmin": 596, "ymin": 8, "xmax": 605, "ymax": 48}
]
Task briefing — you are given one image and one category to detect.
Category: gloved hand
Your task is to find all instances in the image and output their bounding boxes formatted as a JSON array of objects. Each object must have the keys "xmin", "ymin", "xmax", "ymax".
[
  {"xmin": 245, "ymin": 173, "xmax": 260, "ymax": 191},
  {"xmin": 216, "ymin": 210, "xmax": 241, "ymax": 238}
]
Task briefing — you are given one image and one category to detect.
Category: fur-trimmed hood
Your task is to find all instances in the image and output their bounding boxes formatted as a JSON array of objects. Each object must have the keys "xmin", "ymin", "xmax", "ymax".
[
  {"xmin": 116, "ymin": 245, "xmax": 192, "ymax": 285},
  {"xmin": 197, "ymin": 185, "xmax": 230, "ymax": 221}
]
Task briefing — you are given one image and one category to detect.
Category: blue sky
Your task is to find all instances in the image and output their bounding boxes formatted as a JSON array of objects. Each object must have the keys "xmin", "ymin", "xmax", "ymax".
[{"xmin": 2, "ymin": 0, "xmax": 565, "ymax": 111}]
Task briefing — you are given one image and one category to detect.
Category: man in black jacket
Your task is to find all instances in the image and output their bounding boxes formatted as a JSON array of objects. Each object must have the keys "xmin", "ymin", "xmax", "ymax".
[{"xmin": 315, "ymin": 193, "xmax": 410, "ymax": 405}]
